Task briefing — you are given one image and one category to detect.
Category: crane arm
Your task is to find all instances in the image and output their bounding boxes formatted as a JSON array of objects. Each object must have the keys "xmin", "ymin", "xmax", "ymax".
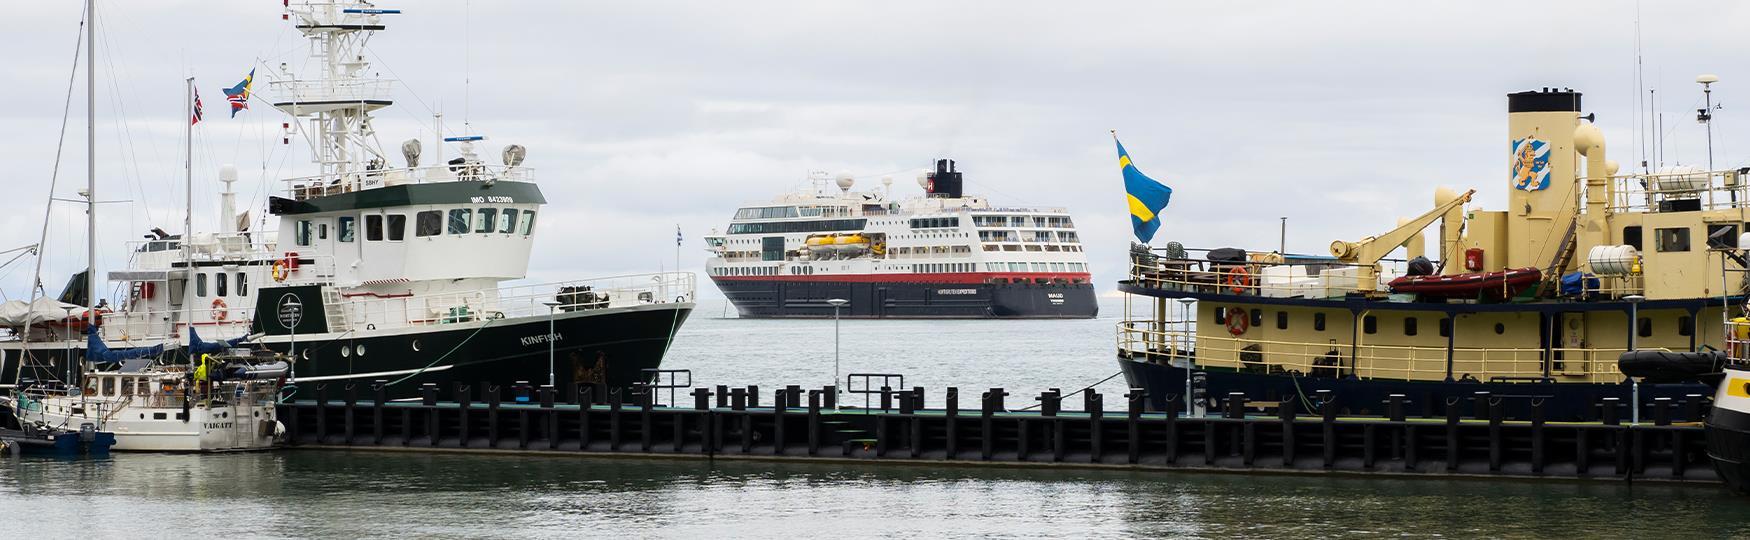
[{"xmin": 1330, "ymin": 189, "xmax": 1474, "ymax": 265}]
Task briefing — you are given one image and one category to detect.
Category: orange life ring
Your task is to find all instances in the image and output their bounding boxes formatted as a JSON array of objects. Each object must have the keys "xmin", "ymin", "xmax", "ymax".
[
  {"xmin": 1224, "ymin": 266, "xmax": 1254, "ymax": 294},
  {"xmin": 211, "ymin": 298, "xmax": 229, "ymax": 321},
  {"xmin": 272, "ymin": 260, "xmax": 289, "ymax": 282},
  {"xmin": 1226, "ymin": 306, "xmax": 1250, "ymax": 336}
]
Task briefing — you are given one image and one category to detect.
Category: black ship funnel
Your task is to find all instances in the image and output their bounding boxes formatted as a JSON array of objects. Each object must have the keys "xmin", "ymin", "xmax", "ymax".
[{"xmin": 926, "ymin": 159, "xmax": 963, "ymax": 198}]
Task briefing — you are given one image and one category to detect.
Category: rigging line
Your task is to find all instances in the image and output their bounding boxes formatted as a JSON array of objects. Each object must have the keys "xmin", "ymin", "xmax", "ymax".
[
  {"xmin": 95, "ymin": 13, "xmax": 166, "ymax": 231},
  {"xmin": 16, "ymin": 1, "xmax": 87, "ymax": 387},
  {"xmin": 382, "ymin": 318, "xmax": 501, "ymax": 387}
]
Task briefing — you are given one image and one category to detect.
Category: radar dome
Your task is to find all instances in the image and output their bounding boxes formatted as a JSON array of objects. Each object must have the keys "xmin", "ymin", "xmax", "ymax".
[
  {"xmin": 1573, "ymin": 123, "xmax": 1603, "ymax": 155},
  {"xmin": 835, "ymin": 172, "xmax": 855, "ymax": 191},
  {"xmin": 916, "ymin": 172, "xmax": 930, "ymax": 189}
]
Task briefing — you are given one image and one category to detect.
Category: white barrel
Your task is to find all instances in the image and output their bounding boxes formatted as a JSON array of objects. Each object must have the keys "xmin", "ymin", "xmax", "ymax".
[
  {"xmin": 1587, "ymin": 244, "xmax": 1639, "ymax": 275},
  {"xmin": 1653, "ymin": 165, "xmax": 1709, "ymax": 193}
]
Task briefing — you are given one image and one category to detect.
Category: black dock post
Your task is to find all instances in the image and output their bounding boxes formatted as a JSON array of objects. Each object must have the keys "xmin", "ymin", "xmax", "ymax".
[
  {"xmin": 610, "ymin": 390, "xmax": 625, "ymax": 451},
  {"xmin": 1654, "ymin": 397, "xmax": 1673, "ymax": 426},
  {"xmin": 343, "ymin": 384, "xmax": 358, "ymax": 446},
  {"xmin": 913, "ymin": 386, "xmax": 926, "ymax": 411},
  {"xmin": 773, "ymin": 388, "xmax": 787, "ymax": 456},
  {"xmin": 541, "ymin": 385, "xmax": 558, "ymax": 450},
  {"xmin": 981, "ymin": 388, "xmax": 1004, "ymax": 461},
  {"xmin": 455, "ymin": 383, "xmax": 472, "ymax": 449},
  {"xmin": 372, "ymin": 380, "xmax": 387, "ymax": 445},
  {"xmin": 1444, "ymin": 399, "xmax": 1460, "ymax": 472},
  {"xmin": 313, "ymin": 384, "xmax": 329, "ymax": 445},
  {"xmin": 716, "ymin": 385, "xmax": 729, "ymax": 408},
  {"xmin": 486, "ymin": 383, "xmax": 502, "ymax": 449},
  {"xmin": 1322, "ymin": 395, "xmax": 1338, "ymax": 469},
  {"xmin": 824, "ymin": 385, "xmax": 837, "ymax": 410},
  {"xmin": 1685, "ymin": 394, "xmax": 1707, "ymax": 423},
  {"xmin": 807, "ymin": 389, "xmax": 821, "ymax": 456},
  {"xmin": 1280, "ymin": 396, "xmax": 1297, "ymax": 467},
  {"xmin": 1165, "ymin": 392, "xmax": 1179, "ymax": 465},
  {"xmin": 786, "ymin": 385, "xmax": 802, "ymax": 408},
  {"xmin": 422, "ymin": 383, "xmax": 439, "ymax": 447},
  {"xmin": 1087, "ymin": 390, "xmax": 1105, "ymax": 463},
  {"xmin": 421, "ymin": 383, "xmax": 437, "ymax": 406},
  {"xmin": 747, "ymin": 385, "xmax": 760, "ymax": 409},
  {"xmin": 641, "ymin": 389, "xmax": 655, "ymax": 452},
  {"xmin": 881, "ymin": 386, "xmax": 894, "ymax": 412},
  {"xmin": 579, "ymin": 386, "xmax": 595, "ymax": 451},
  {"xmin": 1530, "ymin": 398, "xmax": 1546, "ymax": 474},
  {"xmin": 1488, "ymin": 396, "xmax": 1503, "ymax": 472},
  {"xmin": 946, "ymin": 387, "xmax": 961, "ymax": 459}
]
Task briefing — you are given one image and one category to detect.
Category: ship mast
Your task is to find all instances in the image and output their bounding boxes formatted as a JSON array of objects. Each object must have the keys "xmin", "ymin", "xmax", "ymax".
[
  {"xmin": 84, "ymin": 0, "xmax": 96, "ymax": 329},
  {"xmin": 277, "ymin": 1, "xmax": 399, "ymax": 177}
]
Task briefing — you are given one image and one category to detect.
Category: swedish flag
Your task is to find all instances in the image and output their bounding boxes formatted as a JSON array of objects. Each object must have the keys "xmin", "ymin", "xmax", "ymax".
[{"xmin": 1116, "ymin": 137, "xmax": 1172, "ymax": 243}]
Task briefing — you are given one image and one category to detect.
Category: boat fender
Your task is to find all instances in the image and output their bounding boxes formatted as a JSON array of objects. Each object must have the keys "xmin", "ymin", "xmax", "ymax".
[
  {"xmin": 272, "ymin": 420, "xmax": 287, "ymax": 438},
  {"xmin": 1224, "ymin": 267, "xmax": 1253, "ymax": 294},
  {"xmin": 1225, "ymin": 306, "xmax": 1249, "ymax": 336}
]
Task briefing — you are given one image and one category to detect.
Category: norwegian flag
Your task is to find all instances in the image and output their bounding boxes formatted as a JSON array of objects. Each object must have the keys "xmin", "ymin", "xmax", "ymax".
[{"xmin": 190, "ymin": 85, "xmax": 204, "ymax": 125}]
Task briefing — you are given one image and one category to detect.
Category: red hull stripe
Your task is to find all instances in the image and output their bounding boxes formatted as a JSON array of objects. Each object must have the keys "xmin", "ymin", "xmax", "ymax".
[{"xmin": 710, "ymin": 272, "xmax": 1092, "ymax": 284}]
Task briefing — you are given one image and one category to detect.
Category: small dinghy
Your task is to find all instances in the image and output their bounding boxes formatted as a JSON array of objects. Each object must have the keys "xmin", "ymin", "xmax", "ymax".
[{"xmin": 1387, "ymin": 267, "xmax": 1542, "ymax": 299}]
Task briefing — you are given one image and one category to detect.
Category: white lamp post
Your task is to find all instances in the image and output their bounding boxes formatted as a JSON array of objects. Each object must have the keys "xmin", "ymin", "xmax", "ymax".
[
  {"xmin": 1176, "ymin": 297, "xmax": 1197, "ymax": 414},
  {"xmin": 542, "ymin": 300, "xmax": 562, "ymax": 388},
  {"xmin": 1625, "ymin": 294, "xmax": 1645, "ymax": 424},
  {"xmin": 827, "ymin": 298, "xmax": 848, "ymax": 408}
]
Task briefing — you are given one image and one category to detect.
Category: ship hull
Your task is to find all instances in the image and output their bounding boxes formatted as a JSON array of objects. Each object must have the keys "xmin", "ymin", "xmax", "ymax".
[
  {"xmin": 1118, "ymin": 355, "xmax": 1711, "ymax": 422},
  {"xmin": 712, "ymin": 278, "xmax": 1097, "ymax": 319},
  {"xmin": 1707, "ymin": 367, "xmax": 1750, "ymax": 493},
  {"xmin": 3, "ymin": 304, "xmax": 693, "ymax": 402}
]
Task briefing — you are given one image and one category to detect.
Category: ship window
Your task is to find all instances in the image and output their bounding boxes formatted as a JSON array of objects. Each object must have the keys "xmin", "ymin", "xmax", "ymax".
[
  {"xmin": 499, "ymin": 209, "xmax": 518, "ymax": 233},
  {"xmin": 366, "ymin": 214, "xmax": 384, "ymax": 241},
  {"xmin": 387, "ymin": 214, "xmax": 406, "ymax": 241},
  {"xmin": 237, "ymin": 272, "xmax": 248, "ymax": 297},
  {"xmin": 416, "ymin": 211, "xmax": 442, "ymax": 237},
  {"xmin": 1250, "ymin": 309, "xmax": 1262, "ymax": 328},
  {"xmin": 196, "ymin": 272, "xmax": 208, "ymax": 297},
  {"xmin": 295, "ymin": 220, "xmax": 312, "ymax": 246},
  {"xmin": 1403, "ymin": 317, "xmax": 1417, "ymax": 336},
  {"xmin": 1638, "ymin": 317, "xmax": 1653, "ymax": 338},
  {"xmin": 1314, "ymin": 312, "xmax": 1326, "ymax": 331},
  {"xmin": 1363, "ymin": 315, "xmax": 1377, "ymax": 335},
  {"xmin": 1707, "ymin": 224, "xmax": 1739, "ymax": 249},
  {"xmin": 318, "ymin": 222, "xmax": 329, "ymax": 240},
  {"xmin": 448, "ymin": 209, "xmax": 472, "ymax": 235},
  {"xmin": 216, "ymin": 273, "xmax": 228, "ymax": 297},
  {"xmin": 1438, "ymin": 317, "xmax": 1451, "ymax": 338},
  {"xmin": 1276, "ymin": 311, "xmax": 1288, "ymax": 330},
  {"xmin": 1214, "ymin": 307, "xmax": 1226, "ymax": 324},
  {"xmin": 101, "ymin": 377, "xmax": 114, "ymax": 397},
  {"xmin": 1622, "ymin": 226, "xmax": 1643, "ymax": 251},
  {"xmin": 1654, "ymin": 227, "xmax": 1690, "ymax": 252},
  {"xmin": 338, "ymin": 216, "xmax": 356, "ymax": 242},
  {"xmin": 1494, "ymin": 322, "xmax": 1505, "ymax": 335},
  {"xmin": 521, "ymin": 212, "xmax": 537, "ymax": 235},
  {"xmin": 153, "ymin": 412, "xmax": 167, "ymax": 420},
  {"xmin": 1679, "ymin": 315, "xmax": 1694, "ymax": 337},
  {"xmin": 476, "ymin": 208, "xmax": 497, "ymax": 233}
]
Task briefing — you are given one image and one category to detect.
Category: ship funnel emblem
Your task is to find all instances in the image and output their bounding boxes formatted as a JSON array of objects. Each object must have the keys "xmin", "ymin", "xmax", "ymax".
[{"xmin": 1510, "ymin": 137, "xmax": 1551, "ymax": 192}]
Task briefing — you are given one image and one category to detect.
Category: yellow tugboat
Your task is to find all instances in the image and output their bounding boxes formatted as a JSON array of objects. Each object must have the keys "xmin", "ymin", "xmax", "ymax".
[{"xmin": 1119, "ymin": 86, "xmax": 1736, "ymax": 420}]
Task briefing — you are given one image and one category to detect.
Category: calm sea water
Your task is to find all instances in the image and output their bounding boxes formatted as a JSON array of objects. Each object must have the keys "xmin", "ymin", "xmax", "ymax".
[{"xmin": 5, "ymin": 299, "xmax": 1748, "ymax": 538}]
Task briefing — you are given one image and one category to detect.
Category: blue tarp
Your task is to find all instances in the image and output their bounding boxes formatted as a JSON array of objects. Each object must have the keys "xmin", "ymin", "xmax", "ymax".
[
  {"xmin": 84, "ymin": 331, "xmax": 164, "ymax": 365},
  {"xmin": 1560, "ymin": 271, "xmax": 1600, "ymax": 297},
  {"xmin": 187, "ymin": 327, "xmax": 248, "ymax": 355}
]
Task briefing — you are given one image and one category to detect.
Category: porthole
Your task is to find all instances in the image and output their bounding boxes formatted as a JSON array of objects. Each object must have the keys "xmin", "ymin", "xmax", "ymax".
[
  {"xmin": 1494, "ymin": 323, "xmax": 1505, "ymax": 335},
  {"xmin": 412, "ymin": 339, "xmax": 422, "ymax": 352},
  {"xmin": 356, "ymin": 344, "xmax": 367, "ymax": 356},
  {"xmin": 340, "ymin": 346, "xmax": 351, "ymax": 358}
]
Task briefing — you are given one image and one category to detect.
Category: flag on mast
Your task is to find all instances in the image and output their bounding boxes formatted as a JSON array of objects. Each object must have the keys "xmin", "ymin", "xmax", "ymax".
[
  {"xmin": 190, "ymin": 83, "xmax": 204, "ymax": 125},
  {"xmin": 223, "ymin": 68, "xmax": 254, "ymax": 117},
  {"xmin": 1114, "ymin": 134, "xmax": 1173, "ymax": 243},
  {"xmin": 675, "ymin": 225, "xmax": 683, "ymax": 247}
]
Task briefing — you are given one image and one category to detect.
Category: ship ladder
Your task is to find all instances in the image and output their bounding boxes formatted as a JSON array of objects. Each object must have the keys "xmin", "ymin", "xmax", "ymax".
[
  {"xmin": 1535, "ymin": 217, "xmax": 1581, "ymax": 298},
  {"xmin": 321, "ymin": 287, "xmax": 350, "ymax": 332}
]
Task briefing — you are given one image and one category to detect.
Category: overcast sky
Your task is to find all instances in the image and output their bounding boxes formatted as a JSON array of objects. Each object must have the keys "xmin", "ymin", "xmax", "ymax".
[{"xmin": 2, "ymin": 1, "xmax": 1747, "ymax": 304}]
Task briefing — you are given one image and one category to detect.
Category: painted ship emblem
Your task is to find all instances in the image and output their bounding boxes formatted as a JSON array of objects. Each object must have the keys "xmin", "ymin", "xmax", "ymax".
[{"xmin": 1510, "ymin": 136, "xmax": 1550, "ymax": 191}]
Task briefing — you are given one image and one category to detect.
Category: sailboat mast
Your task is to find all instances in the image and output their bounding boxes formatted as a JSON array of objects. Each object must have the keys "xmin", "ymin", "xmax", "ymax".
[
  {"xmin": 185, "ymin": 76, "xmax": 194, "ymax": 347},
  {"xmin": 84, "ymin": 0, "xmax": 96, "ymax": 328}
]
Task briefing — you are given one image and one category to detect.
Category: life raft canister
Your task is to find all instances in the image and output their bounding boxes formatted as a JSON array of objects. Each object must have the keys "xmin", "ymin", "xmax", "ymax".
[
  {"xmin": 1224, "ymin": 266, "xmax": 1254, "ymax": 294},
  {"xmin": 1226, "ymin": 306, "xmax": 1250, "ymax": 336}
]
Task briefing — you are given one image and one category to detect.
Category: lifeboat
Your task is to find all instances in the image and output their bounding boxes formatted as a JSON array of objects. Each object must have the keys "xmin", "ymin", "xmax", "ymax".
[{"xmin": 1387, "ymin": 267, "xmax": 1542, "ymax": 299}]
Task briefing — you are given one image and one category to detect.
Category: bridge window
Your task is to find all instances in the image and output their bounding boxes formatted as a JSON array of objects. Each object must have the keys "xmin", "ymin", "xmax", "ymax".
[
  {"xmin": 338, "ymin": 216, "xmax": 356, "ymax": 242},
  {"xmin": 476, "ymin": 208, "xmax": 497, "ymax": 233},
  {"xmin": 521, "ymin": 212, "xmax": 537, "ymax": 235},
  {"xmin": 1679, "ymin": 315, "xmax": 1694, "ymax": 337},
  {"xmin": 318, "ymin": 222, "xmax": 328, "ymax": 240},
  {"xmin": 1250, "ymin": 309, "xmax": 1262, "ymax": 328},
  {"xmin": 499, "ymin": 209, "xmax": 518, "ymax": 233},
  {"xmin": 1276, "ymin": 311, "xmax": 1288, "ymax": 330},
  {"xmin": 216, "ymin": 273, "xmax": 228, "ymax": 297},
  {"xmin": 1213, "ymin": 307, "xmax": 1226, "ymax": 324},
  {"xmin": 295, "ymin": 220, "xmax": 312, "ymax": 246},
  {"xmin": 1363, "ymin": 315, "xmax": 1377, "ymax": 335},
  {"xmin": 366, "ymin": 215, "xmax": 384, "ymax": 241},
  {"xmin": 196, "ymin": 272, "xmax": 207, "ymax": 297},
  {"xmin": 1403, "ymin": 317, "xmax": 1417, "ymax": 336},
  {"xmin": 237, "ymin": 272, "xmax": 248, "ymax": 296},
  {"xmin": 1655, "ymin": 227, "xmax": 1690, "ymax": 252},
  {"xmin": 448, "ymin": 209, "xmax": 472, "ymax": 235},
  {"xmin": 416, "ymin": 211, "xmax": 442, "ymax": 237},
  {"xmin": 1438, "ymin": 317, "xmax": 1451, "ymax": 338},
  {"xmin": 1638, "ymin": 317, "xmax": 1653, "ymax": 338},
  {"xmin": 387, "ymin": 214, "xmax": 406, "ymax": 241}
]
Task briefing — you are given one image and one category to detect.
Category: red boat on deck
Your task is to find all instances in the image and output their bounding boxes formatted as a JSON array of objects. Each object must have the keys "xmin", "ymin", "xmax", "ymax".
[{"xmin": 1387, "ymin": 267, "xmax": 1542, "ymax": 299}]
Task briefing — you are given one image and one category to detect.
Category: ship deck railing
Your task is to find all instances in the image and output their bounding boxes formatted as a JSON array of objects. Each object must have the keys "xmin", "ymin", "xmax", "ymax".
[
  {"xmin": 280, "ymin": 164, "xmax": 536, "ymax": 201},
  {"xmin": 1725, "ymin": 321, "xmax": 1750, "ymax": 363},
  {"xmin": 1117, "ymin": 320, "xmax": 1636, "ymax": 383},
  {"xmin": 1609, "ymin": 167, "xmax": 1750, "ymax": 214},
  {"xmin": 95, "ymin": 271, "xmax": 695, "ymax": 344},
  {"xmin": 1127, "ymin": 250, "xmax": 1393, "ymax": 299}
]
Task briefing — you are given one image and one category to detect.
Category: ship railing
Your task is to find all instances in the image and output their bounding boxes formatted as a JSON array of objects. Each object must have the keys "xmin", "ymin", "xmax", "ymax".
[
  {"xmin": 1726, "ymin": 321, "xmax": 1750, "ymax": 364},
  {"xmin": 268, "ymin": 78, "xmax": 395, "ymax": 105},
  {"xmin": 281, "ymin": 164, "xmax": 536, "ymax": 201},
  {"xmin": 1583, "ymin": 275, "xmax": 1645, "ymax": 299},
  {"xmin": 122, "ymin": 233, "xmax": 279, "ymax": 264},
  {"xmin": 1127, "ymin": 253, "xmax": 1387, "ymax": 299},
  {"xmin": 1609, "ymin": 168, "xmax": 1750, "ymax": 214},
  {"xmin": 1118, "ymin": 322, "xmax": 1631, "ymax": 382},
  {"xmin": 325, "ymin": 272, "xmax": 697, "ymax": 333}
]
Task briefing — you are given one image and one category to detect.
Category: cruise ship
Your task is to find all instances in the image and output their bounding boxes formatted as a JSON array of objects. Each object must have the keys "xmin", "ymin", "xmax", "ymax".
[{"xmin": 705, "ymin": 160, "xmax": 1097, "ymax": 318}]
